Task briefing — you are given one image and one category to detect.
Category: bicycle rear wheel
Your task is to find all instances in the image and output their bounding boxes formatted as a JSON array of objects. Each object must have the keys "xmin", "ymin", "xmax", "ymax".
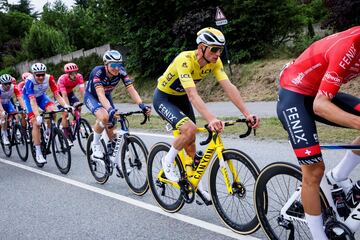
[
  {"xmin": 77, "ymin": 118, "xmax": 92, "ymax": 155},
  {"xmin": 209, "ymin": 149, "xmax": 263, "ymax": 234},
  {"xmin": 121, "ymin": 134, "xmax": 149, "ymax": 196},
  {"xmin": 15, "ymin": 124, "xmax": 28, "ymax": 161},
  {"xmin": 147, "ymin": 142, "xmax": 185, "ymax": 212},
  {"xmin": 52, "ymin": 128, "xmax": 71, "ymax": 174},
  {"xmin": 254, "ymin": 162, "xmax": 329, "ymax": 240},
  {"xmin": 86, "ymin": 132, "xmax": 110, "ymax": 184}
]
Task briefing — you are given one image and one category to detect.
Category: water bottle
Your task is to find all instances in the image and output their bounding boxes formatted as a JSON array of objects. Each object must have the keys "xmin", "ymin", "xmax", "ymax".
[
  {"xmin": 331, "ymin": 184, "xmax": 351, "ymax": 219},
  {"xmin": 346, "ymin": 180, "xmax": 360, "ymax": 208},
  {"xmin": 192, "ymin": 150, "xmax": 203, "ymax": 170}
]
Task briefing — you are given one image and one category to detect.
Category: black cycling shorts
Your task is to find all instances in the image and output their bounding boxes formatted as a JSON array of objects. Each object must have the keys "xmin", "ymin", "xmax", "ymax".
[
  {"xmin": 277, "ymin": 87, "xmax": 360, "ymax": 165},
  {"xmin": 153, "ymin": 89, "xmax": 195, "ymax": 129}
]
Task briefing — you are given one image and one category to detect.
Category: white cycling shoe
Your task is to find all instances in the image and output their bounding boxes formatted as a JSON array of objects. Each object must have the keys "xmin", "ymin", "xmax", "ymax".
[
  {"xmin": 91, "ymin": 143, "xmax": 104, "ymax": 159},
  {"xmin": 36, "ymin": 154, "xmax": 47, "ymax": 164},
  {"xmin": 326, "ymin": 170, "xmax": 353, "ymax": 194},
  {"xmin": 197, "ymin": 181, "xmax": 212, "ymax": 203},
  {"xmin": 161, "ymin": 157, "xmax": 180, "ymax": 182}
]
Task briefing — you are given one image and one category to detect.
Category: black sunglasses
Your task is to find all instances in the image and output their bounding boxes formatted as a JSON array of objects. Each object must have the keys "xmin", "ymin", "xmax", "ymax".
[
  {"xmin": 35, "ymin": 73, "xmax": 45, "ymax": 77},
  {"xmin": 3, "ymin": 82, "xmax": 11, "ymax": 86},
  {"xmin": 208, "ymin": 45, "xmax": 224, "ymax": 54}
]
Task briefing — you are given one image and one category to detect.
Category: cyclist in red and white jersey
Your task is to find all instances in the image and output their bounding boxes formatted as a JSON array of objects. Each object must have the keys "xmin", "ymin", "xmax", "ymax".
[
  {"xmin": 57, "ymin": 63, "xmax": 85, "ymax": 141},
  {"xmin": 277, "ymin": 25, "xmax": 360, "ymax": 239}
]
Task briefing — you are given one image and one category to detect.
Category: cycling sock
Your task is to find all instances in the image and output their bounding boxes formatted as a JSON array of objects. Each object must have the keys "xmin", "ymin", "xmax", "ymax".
[
  {"xmin": 93, "ymin": 132, "xmax": 102, "ymax": 145},
  {"xmin": 164, "ymin": 146, "xmax": 179, "ymax": 165},
  {"xmin": 35, "ymin": 145, "xmax": 42, "ymax": 156},
  {"xmin": 305, "ymin": 213, "xmax": 328, "ymax": 240},
  {"xmin": 332, "ymin": 150, "xmax": 360, "ymax": 182}
]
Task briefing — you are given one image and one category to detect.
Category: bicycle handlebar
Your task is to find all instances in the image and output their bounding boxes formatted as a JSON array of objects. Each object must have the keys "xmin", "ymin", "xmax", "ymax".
[
  {"xmin": 115, "ymin": 110, "xmax": 149, "ymax": 125},
  {"xmin": 199, "ymin": 118, "xmax": 254, "ymax": 146}
]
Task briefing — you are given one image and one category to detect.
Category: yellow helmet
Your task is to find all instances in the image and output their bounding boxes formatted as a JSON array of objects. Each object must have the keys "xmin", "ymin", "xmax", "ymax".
[{"xmin": 196, "ymin": 27, "xmax": 225, "ymax": 46}]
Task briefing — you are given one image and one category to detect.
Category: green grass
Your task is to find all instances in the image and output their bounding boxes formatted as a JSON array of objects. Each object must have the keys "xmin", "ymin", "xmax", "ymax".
[{"xmin": 82, "ymin": 113, "xmax": 358, "ymax": 144}]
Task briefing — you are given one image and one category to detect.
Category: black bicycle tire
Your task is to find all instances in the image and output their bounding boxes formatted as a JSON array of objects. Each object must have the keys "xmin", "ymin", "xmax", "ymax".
[
  {"xmin": 15, "ymin": 124, "xmax": 28, "ymax": 161},
  {"xmin": 147, "ymin": 142, "xmax": 185, "ymax": 212},
  {"xmin": 254, "ymin": 162, "xmax": 329, "ymax": 240},
  {"xmin": 77, "ymin": 118, "xmax": 92, "ymax": 155},
  {"xmin": 52, "ymin": 128, "xmax": 71, "ymax": 174},
  {"xmin": 120, "ymin": 134, "xmax": 149, "ymax": 196},
  {"xmin": 209, "ymin": 149, "xmax": 263, "ymax": 234},
  {"xmin": 86, "ymin": 132, "xmax": 110, "ymax": 184}
]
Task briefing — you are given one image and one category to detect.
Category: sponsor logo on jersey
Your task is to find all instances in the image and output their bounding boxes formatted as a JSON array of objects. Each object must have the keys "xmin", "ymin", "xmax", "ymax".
[
  {"xmin": 180, "ymin": 74, "xmax": 191, "ymax": 78},
  {"xmin": 182, "ymin": 62, "xmax": 188, "ymax": 68},
  {"xmin": 284, "ymin": 107, "xmax": 308, "ymax": 144},
  {"xmin": 339, "ymin": 43, "xmax": 357, "ymax": 70},
  {"xmin": 323, "ymin": 71, "xmax": 342, "ymax": 86}
]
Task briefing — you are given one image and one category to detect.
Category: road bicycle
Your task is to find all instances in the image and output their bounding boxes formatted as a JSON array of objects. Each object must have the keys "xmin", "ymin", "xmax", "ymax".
[
  {"xmin": 29, "ymin": 109, "xmax": 71, "ymax": 174},
  {"xmin": 147, "ymin": 119, "xmax": 264, "ymax": 234},
  {"xmin": 86, "ymin": 110, "xmax": 149, "ymax": 195},
  {"xmin": 254, "ymin": 144, "xmax": 360, "ymax": 240},
  {"xmin": 0, "ymin": 111, "xmax": 28, "ymax": 161},
  {"xmin": 57, "ymin": 102, "xmax": 92, "ymax": 154}
]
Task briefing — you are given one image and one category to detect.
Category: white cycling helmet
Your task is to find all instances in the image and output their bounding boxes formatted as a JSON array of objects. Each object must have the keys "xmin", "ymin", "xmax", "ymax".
[
  {"xmin": 196, "ymin": 27, "xmax": 225, "ymax": 46},
  {"xmin": 0, "ymin": 74, "xmax": 13, "ymax": 84},
  {"xmin": 31, "ymin": 62, "xmax": 47, "ymax": 73},
  {"xmin": 103, "ymin": 50, "xmax": 123, "ymax": 64}
]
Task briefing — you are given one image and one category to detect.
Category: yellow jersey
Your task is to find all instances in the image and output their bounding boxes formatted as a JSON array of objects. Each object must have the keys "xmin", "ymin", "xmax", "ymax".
[{"xmin": 157, "ymin": 50, "xmax": 229, "ymax": 96}]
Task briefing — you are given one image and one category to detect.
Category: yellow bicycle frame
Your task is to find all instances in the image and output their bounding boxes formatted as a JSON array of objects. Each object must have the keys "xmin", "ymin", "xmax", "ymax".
[{"xmin": 156, "ymin": 124, "xmax": 240, "ymax": 195}]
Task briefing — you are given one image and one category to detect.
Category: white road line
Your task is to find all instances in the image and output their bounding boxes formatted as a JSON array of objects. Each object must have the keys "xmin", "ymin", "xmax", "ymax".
[{"xmin": 0, "ymin": 158, "xmax": 260, "ymax": 240}]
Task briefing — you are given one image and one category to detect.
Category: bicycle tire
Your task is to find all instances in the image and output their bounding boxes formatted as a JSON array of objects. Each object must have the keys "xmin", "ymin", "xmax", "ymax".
[
  {"xmin": 121, "ymin": 134, "xmax": 149, "ymax": 196},
  {"xmin": 86, "ymin": 132, "xmax": 110, "ymax": 184},
  {"xmin": 15, "ymin": 124, "xmax": 28, "ymax": 161},
  {"xmin": 28, "ymin": 127, "xmax": 46, "ymax": 168},
  {"xmin": 254, "ymin": 162, "xmax": 329, "ymax": 240},
  {"xmin": 77, "ymin": 118, "xmax": 92, "ymax": 155},
  {"xmin": 147, "ymin": 142, "xmax": 185, "ymax": 212},
  {"xmin": 52, "ymin": 128, "xmax": 71, "ymax": 174},
  {"xmin": 0, "ymin": 128, "xmax": 12, "ymax": 157},
  {"xmin": 209, "ymin": 149, "xmax": 263, "ymax": 234}
]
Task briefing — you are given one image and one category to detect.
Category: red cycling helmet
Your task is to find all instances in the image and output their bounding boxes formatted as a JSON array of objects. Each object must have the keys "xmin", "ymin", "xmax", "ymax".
[
  {"xmin": 64, "ymin": 63, "xmax": 79, "ymax": 73},
  {"xmin": 22, "ymin": 72, "xmax": 31, "ymax": 81}
]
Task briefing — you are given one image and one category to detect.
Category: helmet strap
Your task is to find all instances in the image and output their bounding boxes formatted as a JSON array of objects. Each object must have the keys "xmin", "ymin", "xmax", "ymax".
[{"xmin": 201, "ymin": 46, "xmax": 211, "ymax": 64}]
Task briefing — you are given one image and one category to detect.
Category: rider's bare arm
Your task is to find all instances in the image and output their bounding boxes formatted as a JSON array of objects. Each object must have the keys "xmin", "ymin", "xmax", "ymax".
[
  {"xmin": 219, "ymin": 79, "xmax": 260, "ymax": 128},
  {"xmin": 126, "ymin": 84, "xmax": 142, "ymax": 105},
  {"xmin": 185, "ymin": 86, "xmax": 216, "ymax": 123},
  {"xmin": 314, "ymin": 93, "xmax": 360, "ymax": 130},
  {"xmin": 95, "ymin": 86, "xmax": 112, "ymax": 111}
]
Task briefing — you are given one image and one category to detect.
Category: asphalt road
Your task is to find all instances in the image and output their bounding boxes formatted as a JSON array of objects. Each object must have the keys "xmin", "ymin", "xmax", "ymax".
[{"xmin": 0, "ymin": 130, "xmax": 359, "ymax": 240}]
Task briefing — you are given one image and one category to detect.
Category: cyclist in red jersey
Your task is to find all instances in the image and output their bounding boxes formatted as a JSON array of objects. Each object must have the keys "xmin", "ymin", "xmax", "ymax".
[
  {"xmin": 277, "ymin": 26, "xmax": 360, "ymax": 239},
  {"xmin": 57, "ymin": 63, "xmax": 85, "ymax": 142}
]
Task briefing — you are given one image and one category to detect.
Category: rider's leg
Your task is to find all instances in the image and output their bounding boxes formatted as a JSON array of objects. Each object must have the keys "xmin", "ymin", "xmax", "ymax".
[{"xmin": 61, "ymin": 111, "xmax": 70, "ymax": 138}]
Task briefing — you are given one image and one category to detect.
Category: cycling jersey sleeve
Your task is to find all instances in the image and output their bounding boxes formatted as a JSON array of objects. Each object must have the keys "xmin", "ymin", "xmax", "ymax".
[
  {"xmin": 58, "ymin": 75, "xmax": 67, "ymax": 93},
  {"xmin": 213, "ymin": 58, "xmax": 229, "ymax": 81},
  {"xmin": 119, "ymin": 66, "xmax": 133, "ymax": 88},
  {"xmin": 318, "ymin": 41, "xmax": 358, "ymax": 98},
  {"xmin": 49, "ymin": 75, "xmax": 59, "ymax": 95},
  {"xmin": 13, "ymin": 84, "xmax": 22, "ymax": 97},
  {"xmin": 24, "ymin": 79, "xmax": 35, "ymax": 99},
  {"xmin": 176, "ymin": 58, "xmax": 195, "ymax": 89},
  {"xmin": 93, "ymin": 69, "xmax": 104, "ymax": 90}
]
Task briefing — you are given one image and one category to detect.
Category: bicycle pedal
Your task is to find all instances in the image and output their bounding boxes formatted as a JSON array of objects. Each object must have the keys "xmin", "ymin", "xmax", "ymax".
[
  {"xmin": 195, "ymin": 200, "xmax": 204, "ymax": 205},
  {"xmin": 115, "ymin": 166, "xmax": 124, "ymax": 178}
]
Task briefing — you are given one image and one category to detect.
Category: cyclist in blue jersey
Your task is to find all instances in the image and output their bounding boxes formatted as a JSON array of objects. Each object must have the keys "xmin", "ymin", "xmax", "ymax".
[
  {"xmin": 84, "ymin": 50, "xmax": 151, "ymax": 160},
  {"xmin": 23, "ymin": 63, "xmax": 71, "ymax": 164}
]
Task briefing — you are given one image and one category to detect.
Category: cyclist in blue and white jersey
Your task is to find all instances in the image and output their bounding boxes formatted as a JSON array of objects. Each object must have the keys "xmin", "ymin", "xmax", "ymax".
[
  {"xmin": 23, "ymin": 63, "xmax": 71, "ymax": 164},
  {"xmin": 85, "ymin": 50, "xmax": 151, "ymax": 159}
]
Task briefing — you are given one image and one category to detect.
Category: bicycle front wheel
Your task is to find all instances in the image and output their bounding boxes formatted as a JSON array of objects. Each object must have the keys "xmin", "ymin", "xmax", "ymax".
[
  {"xmin": 77, "ymin": 118, "xmax": 92, "ymax": 155},
  {"xmin": 52, "ymin": 128, "xmax": 71, "ymax": 174},
  {"xmin": 254, "ymin": 162, "xmax": 329, "ymax": 240},
  {"xmin": 121, "ymin": 135, "xmax": 149, "ymax": 196},
  {"xmin": 209, "ymin": 149, "xmax": 262, "ymax": 234},
  {"xmin": 86, "ymin": 132, "xmax": 109, "ymax": 184},
  {"xmin": 15, "ymin": 124, "xmax": 28, "ymax": 161},
  {"xmin": 147, "ymin": 142, "xmax": 185, "ymax": 213}
]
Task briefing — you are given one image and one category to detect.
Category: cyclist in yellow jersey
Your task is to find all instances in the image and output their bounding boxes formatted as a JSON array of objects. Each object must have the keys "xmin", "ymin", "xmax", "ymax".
[{"xmin": 153, "ymin": 27, "xmax": 260, "ymax": 198}]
